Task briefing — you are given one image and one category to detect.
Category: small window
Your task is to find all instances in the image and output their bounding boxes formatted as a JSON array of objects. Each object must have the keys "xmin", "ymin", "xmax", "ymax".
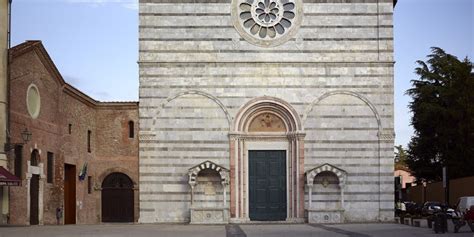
[
  {"xmin": 68, "ymin": 124, "xmax": 72, "ymax": 134},
  {"xmin": 87, "ymin": 176, "xmax": 92, "ymax": 194},
  {"xmin": 14, "ymin": 145, "xmax": 23, "ymax": 178},
  {"xmin": 47, "ymin": 152, "xmax": 54, "ymax": 183},
  {"xmin": 128, "ymin": 121, "xmax": 134, "ymax": 138},
  {"xmin": 87, "ymin": 130, "xmax": 91, "ymax": 153}
]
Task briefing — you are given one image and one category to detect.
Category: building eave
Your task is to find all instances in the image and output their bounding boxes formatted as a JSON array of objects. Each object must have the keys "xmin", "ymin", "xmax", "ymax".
[
  {"xmin": 10, "ymin": 41, "xmax": 139, "ymax": 110},
  {"xmin": 9, "ymin": 40, "xmax": 66, "ymax": 87}
]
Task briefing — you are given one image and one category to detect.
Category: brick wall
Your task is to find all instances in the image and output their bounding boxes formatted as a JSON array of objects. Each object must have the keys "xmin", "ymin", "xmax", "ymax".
[
  {"xmin": 9, "ymin": 48, "xmax": 63, "ymax": 225},
  {"xmin": 7, "ymin": 41, "xmax": 138, "ymax": 225}
]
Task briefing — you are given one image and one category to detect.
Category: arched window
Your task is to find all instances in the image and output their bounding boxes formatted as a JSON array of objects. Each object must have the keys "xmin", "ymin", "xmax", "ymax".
[
  {"xmin": 128, "ymin": 121, "xmax": 134, "ymax": 138},
  {"xmin": 31, "ymin": 149, "xmax": 39, "ymax": 166}
]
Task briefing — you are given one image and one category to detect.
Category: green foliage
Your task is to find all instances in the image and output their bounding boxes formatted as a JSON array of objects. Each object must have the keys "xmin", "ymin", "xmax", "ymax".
[
  {"xmin": 394, "ymin": 145, "xmax": 408, "ymax": 170},
  {"xmin": 406, "ymin": 47, "xmax": 474, "ymax": 182}
]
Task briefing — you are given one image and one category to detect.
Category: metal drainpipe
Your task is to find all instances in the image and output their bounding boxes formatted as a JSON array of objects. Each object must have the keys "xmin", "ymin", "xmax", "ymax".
[
  {"xmin": 8, "ymin": 0, "xmax": 12, "ymax": 49},
  {"xmin": 6, "ymin": 0, "xmax": 12, "ymax": 147},
  {"xmin": 5, "ymin": 0, "xmax": 13, "ymax": 226}
]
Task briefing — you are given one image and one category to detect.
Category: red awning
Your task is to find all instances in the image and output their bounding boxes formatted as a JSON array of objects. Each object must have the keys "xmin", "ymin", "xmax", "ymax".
[{"xmin": 0, "ymin": 166, "xmax": 21, "ymax": 186}]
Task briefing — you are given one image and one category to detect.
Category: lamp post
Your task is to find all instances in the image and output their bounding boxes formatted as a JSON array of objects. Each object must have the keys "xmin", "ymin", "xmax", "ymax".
[
  {"xmin": 4, "ymin": 128, "xmax": 32, "ymax": 151},
  {"xmin": 394, "ymin": 152, "xmax": 401, "ymax": 201},
  {"xmin": 443, "ymin": 166, "xmax": 448, "ymax": 205}
]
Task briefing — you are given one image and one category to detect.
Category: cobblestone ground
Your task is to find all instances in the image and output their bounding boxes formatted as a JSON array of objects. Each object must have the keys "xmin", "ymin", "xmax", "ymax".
[{"xmin": 0, "ymin": 223, "xmax": 473, "ymax": 237}]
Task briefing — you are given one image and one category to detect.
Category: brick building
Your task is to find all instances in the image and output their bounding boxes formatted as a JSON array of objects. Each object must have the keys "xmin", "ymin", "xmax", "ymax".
[
  {"xmin": 7, "ymin": 41, "xmax": 139, "ymax": 225},
  {"xmin": 138, "ymin": 0, "xmax": 396, "ymax": 224}
]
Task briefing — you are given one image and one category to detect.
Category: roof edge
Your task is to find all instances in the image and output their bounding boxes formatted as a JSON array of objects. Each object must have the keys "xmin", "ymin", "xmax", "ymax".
[
  {"xmin": 11, "ymin": 41, "xmax": 138, "ymax": 109},
  {"xmin": 10, "ymin": 40, "xmax": 66, "ymax": 87}
]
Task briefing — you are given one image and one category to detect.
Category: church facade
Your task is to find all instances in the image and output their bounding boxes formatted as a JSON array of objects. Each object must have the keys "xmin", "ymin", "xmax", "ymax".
[{"xmin": 138, "ymin": 0, "xmax": 395, "ymax": 224}]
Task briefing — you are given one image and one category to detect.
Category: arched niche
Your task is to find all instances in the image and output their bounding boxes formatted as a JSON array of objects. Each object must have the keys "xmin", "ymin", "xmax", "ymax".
[
  {"xmin": 188, "ymin": 161, "xmax": 229, "ymax": 188},
  {"xmin": 188, "ymin": 161, "xmax": 229, "ymax": 224},
  {"xmin": 305, "ymin": 164, "xmax": 347, "ymax": 223}
]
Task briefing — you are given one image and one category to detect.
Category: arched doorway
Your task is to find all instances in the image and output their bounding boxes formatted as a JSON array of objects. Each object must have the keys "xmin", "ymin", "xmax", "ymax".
[
  {"xmin": 230, "ymin": 96, "xmax": 305, "ymax": 221},
  {"xmin": 101, "ymin": 172, "xmax": 134, "ymax": 222},
  {"xmin": 29, "ymin": 149, "xmax": 40, "ymax": 225}
]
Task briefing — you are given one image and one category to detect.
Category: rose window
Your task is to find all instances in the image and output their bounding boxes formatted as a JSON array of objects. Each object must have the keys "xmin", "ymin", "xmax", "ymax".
[{"xmin": 232, "ymin": 0, "xmax": 302, "ymax": 47}]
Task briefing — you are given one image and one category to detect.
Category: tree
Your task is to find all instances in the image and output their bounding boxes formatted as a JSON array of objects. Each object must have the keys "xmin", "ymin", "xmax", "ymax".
[
  {"xmin": 394, "ymin": 145, "xmax": 408, "ymax": 171},
  {"xmin": 405, "ymin": 47, "xmax": 474, "ymax": 182}
]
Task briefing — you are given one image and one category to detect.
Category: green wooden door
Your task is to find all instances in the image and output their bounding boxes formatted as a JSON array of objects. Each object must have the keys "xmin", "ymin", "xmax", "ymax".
[{"xmin": 249, "ymin": 150, "xmax": 287, "ymax": 221}]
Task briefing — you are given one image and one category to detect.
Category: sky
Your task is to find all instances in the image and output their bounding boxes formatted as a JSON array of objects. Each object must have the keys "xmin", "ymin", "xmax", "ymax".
[{"xmin": 10, "ymin": 0, "xmax": 474, "ymax": 148}]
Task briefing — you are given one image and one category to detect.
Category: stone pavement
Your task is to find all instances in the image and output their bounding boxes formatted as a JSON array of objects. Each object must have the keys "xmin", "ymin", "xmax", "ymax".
[{"xmin": 0, "ymin": 223, "xmax": 473, "ymax": 237}]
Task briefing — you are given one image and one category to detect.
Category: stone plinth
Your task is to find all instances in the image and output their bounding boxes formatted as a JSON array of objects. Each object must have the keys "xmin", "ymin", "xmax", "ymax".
[
  {"xmin": 190, "ymin": 207, "xmax": 229, "ymax": 224},
  {"xmin": 308, "ymin": 209, "xmax": 345, "ymax": 224}
]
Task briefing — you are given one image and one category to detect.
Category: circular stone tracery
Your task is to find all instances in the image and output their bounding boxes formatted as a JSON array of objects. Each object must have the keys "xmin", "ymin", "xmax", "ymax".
[{"xmin": 232, "ymin": 0, "xmax": 302, "ymax": 47}]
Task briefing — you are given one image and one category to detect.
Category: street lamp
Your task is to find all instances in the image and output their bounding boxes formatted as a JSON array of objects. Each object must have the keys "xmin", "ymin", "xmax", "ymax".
[
  {"xmin": 20, "ymin": 128, "xmax": 32, "ymax": 143},
  {"xmin": 4, "ymin": 128, "xmax": 32, "ymax": 151}
]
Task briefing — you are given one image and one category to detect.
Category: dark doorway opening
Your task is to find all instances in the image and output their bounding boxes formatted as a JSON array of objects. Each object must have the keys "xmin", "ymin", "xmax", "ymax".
[
  {"xmin": 101, "ymin": 172, "xmax": 134, "ymax": 222},
  {"xmin": 29, "ymin": 174, "xmax": 39, "ymax": 225},
  {"xmin": 249, "ymin": 150, "xmax": 287, "ymax": 221},
  {"xmin": 64, "ymin": 164, "xmax": 76, "ymax": 224}
]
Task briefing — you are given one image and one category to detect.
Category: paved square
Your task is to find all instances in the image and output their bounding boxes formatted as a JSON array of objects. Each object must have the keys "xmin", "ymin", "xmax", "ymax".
[{"xmin": 0, "ymin": 223, "xmax": 473, "ymax": 237}]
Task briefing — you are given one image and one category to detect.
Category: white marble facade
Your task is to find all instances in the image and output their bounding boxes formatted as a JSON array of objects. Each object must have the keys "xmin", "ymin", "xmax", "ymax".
[{"xmin": 138, "ymin": 0, "xmax": 395, "ymax": 224}]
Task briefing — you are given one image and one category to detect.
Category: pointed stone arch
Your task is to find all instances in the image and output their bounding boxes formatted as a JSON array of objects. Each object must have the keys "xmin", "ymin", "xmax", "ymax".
[
  {"xmin": 302, "ymin": 90, "xmax": 382, "ymax": 130},
  {"xmin": 152, "ymin": 90, "xmax": 232, "ymax": 128},
  {"xmin": 302, "ymin": 90, "xmax": 393, "ymax": 221}
]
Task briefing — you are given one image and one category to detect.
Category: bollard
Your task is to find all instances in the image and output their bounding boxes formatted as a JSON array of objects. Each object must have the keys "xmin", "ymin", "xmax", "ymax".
[{"xmin": 433, "ymin": 212, "xmax": 448, "ymax": 234}]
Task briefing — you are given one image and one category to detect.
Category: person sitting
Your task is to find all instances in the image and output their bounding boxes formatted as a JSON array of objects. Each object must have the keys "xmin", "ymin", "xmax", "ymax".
[
  {"xmin": 454, "ymin": 205, "xmax": 474, "ymax": 233},
  {"xmin": 452, "ymin": 208, "xmax": 464, "ymax": 230}
]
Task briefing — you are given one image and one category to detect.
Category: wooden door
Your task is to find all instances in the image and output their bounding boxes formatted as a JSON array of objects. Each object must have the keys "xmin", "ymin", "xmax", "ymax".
[
  {"xmin": 29, "ymin": 174, "xmax": 39, "ymax": 225},
  {"xmin": 64, "ymin": 164, "xmax": 76, "ymax": 224},
  {"xmin": 249, "ymin": 150, "xmax": 287, "ymax": 221},
  {"xmin": 101, "ymin": 173, "xmax": 134, "ymax": 222}
]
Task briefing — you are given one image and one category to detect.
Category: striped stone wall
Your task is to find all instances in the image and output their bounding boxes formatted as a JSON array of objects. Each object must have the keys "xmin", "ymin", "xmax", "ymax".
[{"xmin": 139, "ymin": 0, "xmax": 395, "ymax": 223}]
